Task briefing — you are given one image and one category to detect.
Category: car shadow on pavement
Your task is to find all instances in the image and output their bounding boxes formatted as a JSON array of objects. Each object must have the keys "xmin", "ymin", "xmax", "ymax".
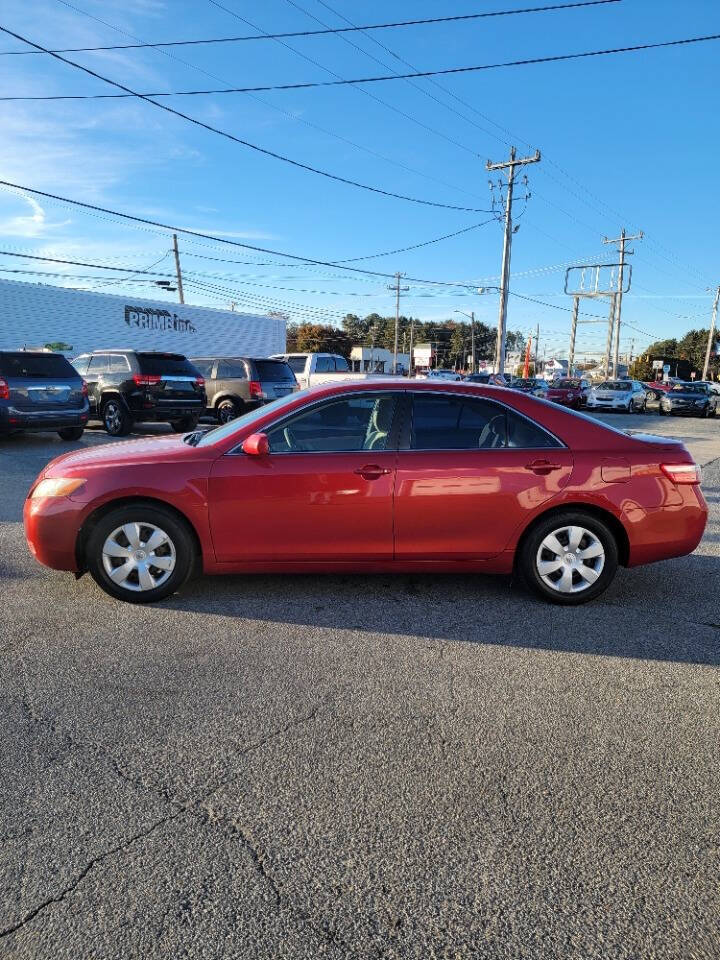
[{"xmin": 164, "ymin": 553, "xmax": 720, "ymax": 666}]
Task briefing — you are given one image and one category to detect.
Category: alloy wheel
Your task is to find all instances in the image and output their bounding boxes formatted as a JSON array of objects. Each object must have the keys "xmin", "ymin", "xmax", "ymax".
[
  {"xmin": 101, "ymin": 522, "xmax": 176, "ymax": 592},
  {"xmin": 535, "ymin": 525, "xmax": 605, "ymax": 594},
  {"xmin": 104, "ymin": 401, "xmax": 121, "ymax": 433}
]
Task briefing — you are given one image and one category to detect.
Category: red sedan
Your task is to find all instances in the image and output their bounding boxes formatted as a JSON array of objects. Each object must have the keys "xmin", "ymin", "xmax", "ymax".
[
  {"xmin": 545, "ymin": 378, "xmax": 590, "ymax": 409},
  {"xmin": 24, "ymin": 381, "xmax": 707, "ymax": 606}
]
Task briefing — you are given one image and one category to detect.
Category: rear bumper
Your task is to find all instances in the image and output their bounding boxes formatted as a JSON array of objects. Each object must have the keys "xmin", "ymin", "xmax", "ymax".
[
  {"xmin": 125, "ymin": 404, "xmax": 203, "ymax": 422},
  {"xmin": 0, "ymin": 402, "xmax": 89, "ymax": 433},
  {"xmin": 624, "ymin": 485, "xmax": 708, "ymax": 566}
]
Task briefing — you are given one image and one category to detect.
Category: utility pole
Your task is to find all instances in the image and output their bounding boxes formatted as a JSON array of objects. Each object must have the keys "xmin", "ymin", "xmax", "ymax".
[
  {"xmin": 603, "ymin": 294, "xmax": 617, "ymax": 380},
  {"xmin": 408, "ymin": 316, "xmax": 415, "ymax": 377},
  {"xmin": 387, "ymin": 272, "xmax": 409, "ymax": 374},
  {"xmin": 603, "ymin": 228, "xmax": 642, "ymax": 376},
  {"xmin": 568, "ymin": 297, "xmax": 580, "ymax": 375},
  {"xmin": 702, "ymin": 285, "xmax": 720, "ymax": 381},
  {"xmin": 486, "ymin": 146, "xmax": 541, "ymax": 375},
  {"xmin": 172, "ymin": 234, "xmax": 185, "ymax": 305}
]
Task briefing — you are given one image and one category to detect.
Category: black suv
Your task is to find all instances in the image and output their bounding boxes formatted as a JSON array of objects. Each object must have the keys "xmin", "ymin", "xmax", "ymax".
[
  {"xmin": 71, "ymin": 350, "xmax": 205, "ymax": 436},
  {"xmin": 0, "ymin": 350, "xmax": 89, "ymax": 440},
  {"xmin": 190, "ymin": 356, "xmax": 298, "ymax": 424}
]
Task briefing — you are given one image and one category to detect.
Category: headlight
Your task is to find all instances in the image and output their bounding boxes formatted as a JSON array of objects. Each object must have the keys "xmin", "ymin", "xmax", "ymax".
[{"xmin": 30, "ymin": 477, "xmax": 86, "ymax": 499}]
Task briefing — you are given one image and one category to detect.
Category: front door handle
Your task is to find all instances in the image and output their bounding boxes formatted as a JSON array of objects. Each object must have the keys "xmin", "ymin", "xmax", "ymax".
[
  {"xmin": 354, "ymin": 464, "xmax": 392, "ymax": 480},
  {"xmin": 526, "ymin": 459, "xmax": 562, "ymax": 475}
]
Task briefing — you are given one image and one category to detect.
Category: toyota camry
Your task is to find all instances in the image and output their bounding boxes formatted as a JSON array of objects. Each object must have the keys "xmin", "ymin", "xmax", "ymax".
[{"xmin": 24, "ymin": 380, "xmax": 707, "ymax": 605}]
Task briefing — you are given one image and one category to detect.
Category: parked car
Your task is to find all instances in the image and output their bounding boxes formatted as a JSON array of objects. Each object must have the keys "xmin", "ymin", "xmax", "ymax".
[
  {"xmin": 463, "ymin": 372, "xmax": 491, "ymax": 384},
  {"xmin": 586, "ymin": 380, "xmax": 647, "ymax": 413},
  {"xmin": 190, "ymin": 356, "xmax": 298, "ymax": 424},
  {"xmin": 270, "ymin": 352, "xmax": 395, "ymax": 390},
  {"xmin": 0, "ymin": 350, "xmax": 89, "ymax": 440},
  {"xmin": 545, "ymin": 377, "xmax": 590, "ymax": 409},
  {"xmin": 71, "ymin": 350, "xmax": 205, "ymax": 437},
  {"xmin": 510, "ymin": 378, "xmax": 550, "ymax": 398},
  {"xmin": 659, "ymin": 381, "xmax": 718, "ymax": 417},
  {"xmin": 25, "ymin": 380, "xmax": 706, "ymax": 607},
  {"xmin": 425, "ymin": 369, "xmax": 463, "ymax": 381}
]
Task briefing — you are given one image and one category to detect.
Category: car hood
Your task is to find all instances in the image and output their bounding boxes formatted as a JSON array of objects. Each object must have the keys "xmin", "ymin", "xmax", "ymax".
[{"xmin": 43, "ymin": 434, "xmax": 208, "ymax": 477}]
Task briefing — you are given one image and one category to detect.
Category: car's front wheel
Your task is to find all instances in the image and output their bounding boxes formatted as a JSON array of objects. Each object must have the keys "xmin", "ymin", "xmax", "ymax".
[
  {"xmin": 57, "ymin": 426, "xmax": 84, "ymax": 441},
  {"xmin": 519, "ymin": 511, "xmax": 619, "ymax": 605},
  {"xmin": 86, "ymin": 504, "xmax": 195, "ymax": 603}
]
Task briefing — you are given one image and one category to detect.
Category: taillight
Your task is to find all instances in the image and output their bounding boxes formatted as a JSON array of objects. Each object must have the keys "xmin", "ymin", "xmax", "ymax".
[
  {"xmin": 249, "ymin": 380, "xmax": 262, "ymax": 399},
  {"xmin": 132, "ymin": 374, "xmax": 162, "ymax": 387},
  {"xmin": 81, "ymin": 381, "xmax": 88, "ymax": 397},
  {"xmin": 0, "ymin": 377, "xmax": 8, "ymax": 400},
  {"xmin": 660, "ymin": 463, "xmax": 701, "ymax": 485},
  {"xmin": 195, "ymin": 376, "xmax": 205, "ymax": 388}
]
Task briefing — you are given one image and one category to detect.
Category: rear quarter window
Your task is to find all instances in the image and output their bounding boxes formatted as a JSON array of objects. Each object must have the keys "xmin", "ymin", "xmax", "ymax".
[
  {"xmin": 137, "ymin": 353, "xmax": 197, "ymax": 376},
  {"xmin": 0, "ymin": 352, "xmax": 77, "ymax": 379}
]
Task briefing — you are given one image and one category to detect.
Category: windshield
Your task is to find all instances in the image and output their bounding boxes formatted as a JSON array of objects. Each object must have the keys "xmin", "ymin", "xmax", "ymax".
[
  {"xmin": 596, "ymin": 381, "xmax": 630, "ymax": 391},
  {"xmin": 253, "ymin": 359, "xmax": 296, "ymax": 381},
  {"xmin": 137, "ymin": 353, "xmax": 197, "ymax": 376},
  {"xmin": 671, "ymin": 382, "xmax": 703, "ymax": 393},
  {"xmin": 554, "ymin": 379, "xmax": 579, "ymax": 388},
  {"xmin": 195, "ymin": 389, "xmax": 311, "ymax": 447}
]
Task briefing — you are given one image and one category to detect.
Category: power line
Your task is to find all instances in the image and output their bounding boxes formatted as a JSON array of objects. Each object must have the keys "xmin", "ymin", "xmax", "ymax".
[
  {"xmin": 0, "ymin": 25, "xmax": 490, "ymax": 214},
  {"xmin": 332, "ymin": 220, "xmax": 496, "ymax": 263},
  {"xmin": 0, "ymin": 183, "xmax": 479, "ymax": 288},
  {"xmin": 0, "ymin": 2, "xmax": 621, "ymax": 54},
  {"xmin": 9, "ymin": 32, "xmax": 720, "ymax": 100}
]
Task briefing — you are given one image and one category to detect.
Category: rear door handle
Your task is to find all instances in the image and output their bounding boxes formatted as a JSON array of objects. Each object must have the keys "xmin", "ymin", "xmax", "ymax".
[
  {"xmin": 354, "ymin": 464, "xmax": 392, "ymax": 480},
  {"xmin": 526, "ymin": 459, "xmax": 562, "ymax": 475}
]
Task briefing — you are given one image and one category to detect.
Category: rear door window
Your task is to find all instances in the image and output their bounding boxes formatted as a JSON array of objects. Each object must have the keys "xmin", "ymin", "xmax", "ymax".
[
  {"xmin": 253, "ymin": 360, "xmax": 295, "ymax": 381},
  {"xmin": 217, "ymin": 359, "xmax": 247, "ymax": 379},
  {"xmin": 315, "ymin": 356, "xmax": 334, "ymax": 373},
  {"xmin": 410, "ymin": 394, "xmax": 506, "ymax": 450},
  {"xmin": 109, "ymin": 354, "xmax": 131, "ymax": 374},
  {"xmin": 137, "ymin": 353, "xmax": 196, "ymax": 376},
  {"xmin": 87, "ymin": 354, "xmax": 110, "ymax": 375},
  {"xmin": 286, "ymin": 356, "xmax": 307, "ymax": 374},
  {"xmin": 0, "ymin": 352, "xmax": 77, "ymax": 378},
  {"xmin": 191, "ymin": 359, "xmax": 215, "ymax": 379}
]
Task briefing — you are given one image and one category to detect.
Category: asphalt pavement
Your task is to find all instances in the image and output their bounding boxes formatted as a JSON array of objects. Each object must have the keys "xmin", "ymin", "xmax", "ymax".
[{"xmin": 1, "ymin": 412, "xmax": 719, "ymax": 959}]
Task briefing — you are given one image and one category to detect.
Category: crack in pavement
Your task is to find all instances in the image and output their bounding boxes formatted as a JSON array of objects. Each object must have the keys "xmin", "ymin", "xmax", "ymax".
[{"xmin": 0, "ymin": 705, "xmax": 325, "ymax": 942}]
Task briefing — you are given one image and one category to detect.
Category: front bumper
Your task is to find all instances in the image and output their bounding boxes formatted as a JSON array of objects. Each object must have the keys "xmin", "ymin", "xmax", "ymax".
[
  {"xmin": 0, "ymin": 402, "xmax": 89, "ymax": 433},
  {"xmin": 24, "ymin": 495, "xmax": 88, "ymax": 571},
  {"xmin": 587, "ymin": 399, "xmax": 629, "ymax": 411},
  {"xmin": 661, "ymin": 403, "xmax": 707, "ymax": 416}
]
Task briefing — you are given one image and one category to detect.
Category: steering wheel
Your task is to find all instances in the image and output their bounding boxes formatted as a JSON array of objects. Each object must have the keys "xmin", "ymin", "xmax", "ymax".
[{"xmin": 283, "ymin": 426, "xmax": 311, "ymax": 452}]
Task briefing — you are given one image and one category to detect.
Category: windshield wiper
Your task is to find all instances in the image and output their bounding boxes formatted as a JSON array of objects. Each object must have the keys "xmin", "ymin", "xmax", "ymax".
[{"xmin": 183, "ymin": 430, "xmax": 203, "ymax": 446}]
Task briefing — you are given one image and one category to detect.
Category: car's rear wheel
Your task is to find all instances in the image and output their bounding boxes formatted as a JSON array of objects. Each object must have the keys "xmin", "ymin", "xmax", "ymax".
[
  {"xmin": 86, "ymin": 504, "xmax": 195, "ymax": 603},
  {"xmin": 102, "ymin": 398, "xmax": 132, "ymax": 437},
  {"xmin": 57, "ymin": 426, "xmax": 84, "ymax": 441},
  {"xmin": 216, "ymin": 398, "xmax": 241, "ymax": 424},
  {"xmin": 170, "ymin": 416, "xmax": 198, "ymax": 433},
  {"xmin": 519, "ymin": 511, "xmax": 619, "ymax": 605}
]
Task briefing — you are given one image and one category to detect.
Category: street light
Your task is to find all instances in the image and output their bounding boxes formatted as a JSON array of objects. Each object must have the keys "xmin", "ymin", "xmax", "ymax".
[{"xmin": 454, "ymin": 309, "xmax": 476, "ymax": 374}]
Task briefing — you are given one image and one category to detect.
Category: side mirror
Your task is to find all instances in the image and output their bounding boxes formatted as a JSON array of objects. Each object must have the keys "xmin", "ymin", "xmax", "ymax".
[{"xmin": 241, "ymin": 432, "xmax": 269, "ymax": 456}]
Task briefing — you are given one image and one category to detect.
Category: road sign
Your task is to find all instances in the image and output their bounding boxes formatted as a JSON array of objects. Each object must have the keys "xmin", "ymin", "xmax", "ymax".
[
  {"xmin": 652, "ymin": 360, "xmax": 663, "ymax": 370},
  {"xmin": 690, "ymin": 371, "xmax": 696, "ymax": 380},
  {"xmin": 663, "ymin": 364, "xmax": 671, "ymax": 373}
]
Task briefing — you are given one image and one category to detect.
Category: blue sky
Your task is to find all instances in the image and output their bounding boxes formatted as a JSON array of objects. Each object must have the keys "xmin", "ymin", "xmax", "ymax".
[{"xmin": 1, "ymin": 0, "xmax": 719, "ymax": 361}]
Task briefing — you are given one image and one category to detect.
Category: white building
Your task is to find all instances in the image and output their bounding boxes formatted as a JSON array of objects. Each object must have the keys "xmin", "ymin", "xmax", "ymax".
[
  {"xmin": 350, "ymin": 345, "xmax": 410, "ymax": 374},
  {"xmin": 0, "ymin": 278, "xmax": 286, "ymax": 358}
]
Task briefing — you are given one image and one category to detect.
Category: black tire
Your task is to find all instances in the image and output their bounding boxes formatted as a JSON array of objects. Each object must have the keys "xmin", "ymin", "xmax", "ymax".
[
  {"xmin": 170, "ymin": 416, "xmax": 199, "ymax": 433},
  {"xmin": 101, "ymin": 398, "xmax": 132, "ymax": 437},
  {"xmin": 57, "ymin": 426, "xmax": 84, "ymax": 441},
  {"xmin": 86, "ymin": 503, "xmax": 195, "ymax": 604},
  {"xmin": 518, "ymin": 510, "xmax": 619, "ymax": 606},
  {"xmin": 216, "ymin": 397, "xmax": 241, "ymax": 425}
]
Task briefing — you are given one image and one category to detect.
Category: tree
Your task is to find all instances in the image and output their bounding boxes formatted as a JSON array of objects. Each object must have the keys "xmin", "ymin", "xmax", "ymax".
[
  {"xmin": 293, "ymin": 323, "xmax": 352, "ymax": 357},
  {"xmin": 628, "ymin": 356, "xmax": 654, "ymax": 381},
  {"xmin": 515, "ymin": 363, "xmax": 535, "ymax": 377}
]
